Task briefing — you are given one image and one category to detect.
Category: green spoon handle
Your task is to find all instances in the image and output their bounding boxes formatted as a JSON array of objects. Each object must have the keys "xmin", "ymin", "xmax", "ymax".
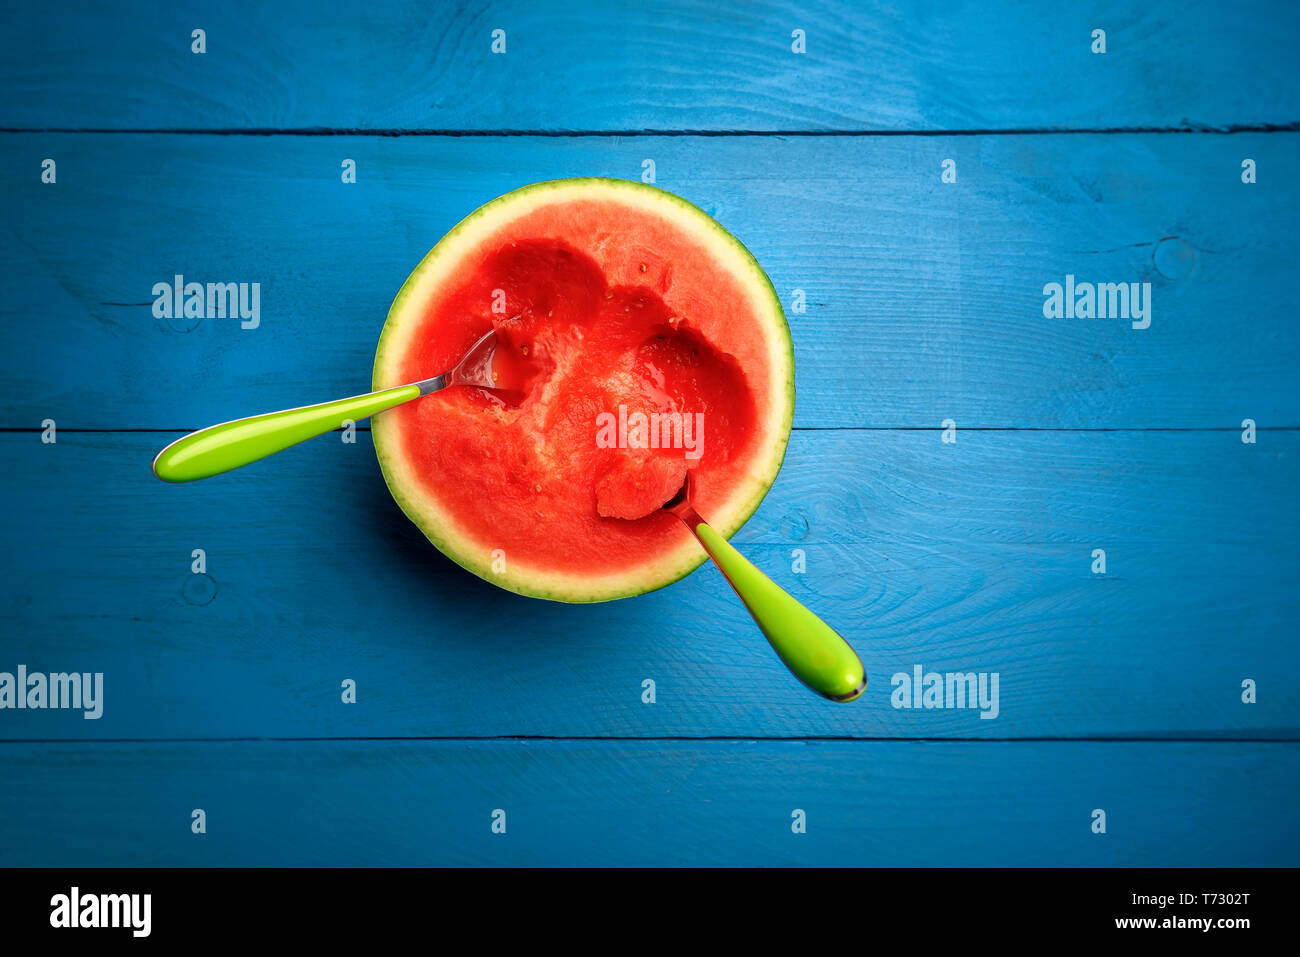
[
  {"xmin": 690, "ymin": 520, "xmax": 866, "ymax": 702},
  {"xmin": 152, "ymin": 383, "xmax": 422, "ymax": 482}
]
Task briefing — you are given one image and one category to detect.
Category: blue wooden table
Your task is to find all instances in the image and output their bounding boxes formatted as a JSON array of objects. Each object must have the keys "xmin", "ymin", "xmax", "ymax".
[{"xmin": 1, "ymin": 0, "xmax": 1297, "ymax": 866}]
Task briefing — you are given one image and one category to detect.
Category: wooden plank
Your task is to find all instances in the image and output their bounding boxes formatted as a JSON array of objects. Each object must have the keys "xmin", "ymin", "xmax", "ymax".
[
  {"xmin": 0, "ymin": 739, "xmax": 1294, "ymax": 865},
  {"xmin": 3, "ymin": 132, "xmax": 1297, "ymax": 429},
  {"xmin": 2, "ymin": 429, "xmax": 1294, "ymax": 740},
  {"xmin": 1, "ymin": 1, "xmax": 1297, "ymax": 131}
]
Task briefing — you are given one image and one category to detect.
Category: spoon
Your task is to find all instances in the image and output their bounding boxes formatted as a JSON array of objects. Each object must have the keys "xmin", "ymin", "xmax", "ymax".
[
  {"xmin": 152, "ymin": 329, "xmax": 509, "ymax": 483},
  {"xmin": 663, "ymin": 472, "xmax": 866, "ymax": 702}
]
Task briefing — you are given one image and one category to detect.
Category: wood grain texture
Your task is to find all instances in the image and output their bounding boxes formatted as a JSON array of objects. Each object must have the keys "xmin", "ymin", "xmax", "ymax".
[
  {"xmin": 1, "ymin": 1, "xmax": 1296, "ymax": 131},
  {"xmin": 2, "ymin": 0, "xmax": 1298, "ymax": 869},
  {"xmin": 3, "ymin": 132, "xmax": 1296, "ymax": 429},
  {"xmin": 2, "ymin": 429, "xmax": 1293, "ymax": 740},
  {"xmin": 0, "ymin": 740, "xmax": 1294, "ymax": 866}
]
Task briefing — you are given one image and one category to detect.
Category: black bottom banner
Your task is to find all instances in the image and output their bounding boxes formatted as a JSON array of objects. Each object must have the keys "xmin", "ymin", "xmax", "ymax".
[{"xmin": 0, "ymin": 866, "xmax": 1287, "ymax": 943}]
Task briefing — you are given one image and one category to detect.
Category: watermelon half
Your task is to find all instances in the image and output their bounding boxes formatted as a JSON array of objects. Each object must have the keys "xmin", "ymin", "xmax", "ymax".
[{"xmin": 372, "ymin": 178, "xmax": 794, "ymax": 602}]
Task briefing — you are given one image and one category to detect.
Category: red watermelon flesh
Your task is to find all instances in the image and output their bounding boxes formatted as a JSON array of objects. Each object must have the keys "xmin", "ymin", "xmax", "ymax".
[
  {"xmin": 391, "ymin": 238, "xmax": 756, "ymax": 555},
  {"xmin": 595, "ymin": 454, "xmax": 690, "ymax": 521}
]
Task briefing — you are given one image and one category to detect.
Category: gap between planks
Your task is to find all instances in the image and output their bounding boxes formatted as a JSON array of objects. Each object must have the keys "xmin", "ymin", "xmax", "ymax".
[
  {"xmin": 1, "ymin": 125, "xmax": 1298, "ymax": 137},
  {"xmin": 2, "ymin": 736, "xmax": 1297, "ymax": 745}
]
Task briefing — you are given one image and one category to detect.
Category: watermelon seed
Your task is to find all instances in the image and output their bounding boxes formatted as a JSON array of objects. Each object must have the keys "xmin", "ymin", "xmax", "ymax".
[
  {"xmin": 534, "ymin": 483, "xmax": 542, "ymax": 492},
  {"xmin": 639, "ymin": 263, "xmax": 647, "ymax": 273}
]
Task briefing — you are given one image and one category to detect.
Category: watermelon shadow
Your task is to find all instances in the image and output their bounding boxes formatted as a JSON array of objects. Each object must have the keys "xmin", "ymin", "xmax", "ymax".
[{"xmin": 360, "ymin": 486, "xmax": 607, "ymax": 646}]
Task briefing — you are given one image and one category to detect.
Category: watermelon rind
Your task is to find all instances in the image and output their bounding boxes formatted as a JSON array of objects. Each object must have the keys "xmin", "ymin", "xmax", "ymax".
[{"xmin": 372, "ymin": 177, "xmax": 794, "ymax": 603}]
